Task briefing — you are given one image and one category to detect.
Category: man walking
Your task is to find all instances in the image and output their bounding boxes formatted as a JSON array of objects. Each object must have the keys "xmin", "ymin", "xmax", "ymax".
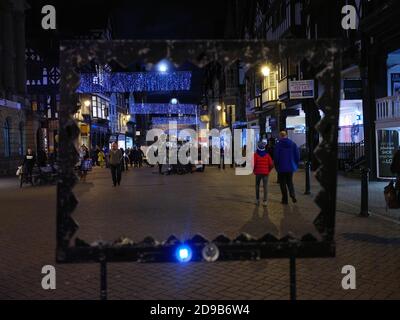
[
  {"xmin": 109, "ymin": 142, "xmax": 123, "ymax": 187},
  {"xmin": 274, "ymin": 131, "xmax": 300, "ymax": 204}
]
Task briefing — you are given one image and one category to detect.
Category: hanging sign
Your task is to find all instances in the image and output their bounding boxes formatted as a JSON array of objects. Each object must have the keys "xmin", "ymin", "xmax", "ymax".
[{"xmin": 289, "ymin": 80, "xmax": 314, "ymax": 99}]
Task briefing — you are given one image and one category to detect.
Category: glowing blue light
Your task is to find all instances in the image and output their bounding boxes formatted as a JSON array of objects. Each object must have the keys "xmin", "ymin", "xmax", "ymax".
[
  {"xmin": 158, "ymin": 63, "xmax": 168, "ymax": 72},
  {"xmin": 77, "ymin": 71, "xmax": 192, "ymax": 93},
  {"xmin": 171, "ymin": 98, "xmax": 178, "ymax": 105},
  {"xmin": 176, "ymin": 245, "xmax": 192, "ymax": 263},
  {"xmin": 152, "ymin": 116, "xmax": 198, "ymax": 125},
  {"xmin": 132, "ymin": 103, "xmax": 198, "ymax": 115}
]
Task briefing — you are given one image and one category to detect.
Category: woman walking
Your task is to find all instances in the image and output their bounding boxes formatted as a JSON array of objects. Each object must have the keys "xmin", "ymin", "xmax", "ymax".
[{"xmin": 253, "ymin": 140, "xmax": 274, "ymax": 206}]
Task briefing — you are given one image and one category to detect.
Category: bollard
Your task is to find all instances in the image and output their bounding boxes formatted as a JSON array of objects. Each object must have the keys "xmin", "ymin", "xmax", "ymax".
[
  {"xmin": 359, "ymin": 167, "xmax": 371, "ymax": 217},
  {"xmin": 304, "ymin": 161, "xmax": 311, "ymax": 195}
]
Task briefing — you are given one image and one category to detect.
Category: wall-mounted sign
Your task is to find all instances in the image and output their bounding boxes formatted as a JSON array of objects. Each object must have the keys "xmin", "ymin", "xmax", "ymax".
[
  {"xmin": 289, "ymin": 80, "xmax": 314, "ymax": 99},
  {"xmin": 376, "ymin": 129, "xmax": 399, "ymax": 178}
]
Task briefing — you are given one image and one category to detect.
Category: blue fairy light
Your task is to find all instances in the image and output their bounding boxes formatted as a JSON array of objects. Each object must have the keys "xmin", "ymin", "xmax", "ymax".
[{"xmin": 77, "ymin": 71, "xmax": 192, "ymax": 93}]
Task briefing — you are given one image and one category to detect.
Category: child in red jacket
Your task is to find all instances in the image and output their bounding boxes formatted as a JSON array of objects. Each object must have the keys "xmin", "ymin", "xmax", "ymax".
[{"xmin": 253, "ymin": 140, "xmax": 274, "ymax": 206}]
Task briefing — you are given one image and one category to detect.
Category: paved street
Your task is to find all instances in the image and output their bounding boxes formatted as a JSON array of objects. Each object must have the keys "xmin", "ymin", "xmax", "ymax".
[{"xmin": 0, "ymin": 166, "xmax": 399, "ymax": 300}]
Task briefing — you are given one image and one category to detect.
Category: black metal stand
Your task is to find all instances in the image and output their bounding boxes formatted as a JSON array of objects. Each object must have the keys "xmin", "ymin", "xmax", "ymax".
[
  {"xmin": 359, "ymin": 167, "xmax": 371, "ymax": 217},
  {"xmin": 289, "ymin": 256, "xmax": 296, "ymax": 300},
  {"xmin": 304, "ymin": 161, "xmax": 311, "ymax": 195},
  {"xmin": 100, "ymin": 257, "xmax": 107, "ymax": 300}
]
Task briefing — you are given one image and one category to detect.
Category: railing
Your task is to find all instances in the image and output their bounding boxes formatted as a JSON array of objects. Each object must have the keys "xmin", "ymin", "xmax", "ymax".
[
  {"xmin": 337, "ymin": 140, "xmax": 365, "ymax": 171},
  {"xmin": 376, "ymin": 96, "xmax": 400, "ymax": 120}
]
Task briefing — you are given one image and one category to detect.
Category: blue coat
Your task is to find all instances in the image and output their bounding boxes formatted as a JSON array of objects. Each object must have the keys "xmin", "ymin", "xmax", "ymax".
[{"xmin": 274, "ymin": 138, "xmax": 300, "ymax": 173}]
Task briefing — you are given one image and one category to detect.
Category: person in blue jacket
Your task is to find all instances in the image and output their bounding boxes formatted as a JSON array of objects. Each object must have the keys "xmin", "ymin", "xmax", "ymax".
[{"xmin": 274, "ymin": 131, "xmax": 300, "ymax": 204}]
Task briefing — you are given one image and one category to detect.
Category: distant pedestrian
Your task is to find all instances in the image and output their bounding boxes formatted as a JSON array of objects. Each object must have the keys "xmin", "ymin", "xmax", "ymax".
[
  {"xmin": 79, "ymin": 144, "xmax": 90, "ymax": 182},
  {"xmin": 23, "ymin": 147, "xmax": 36, "ymax": 184},
  {"xmin": 218, "ymin": 145, "xmax": 225, "ymax": 170},
  {"xmin": 109, "ymin": 142, "xmax": 123, "ymax": 187},
  {"xmin": 274, "ymin": 131, "xmax": 300, "ymax": 204},
  {"xmin": 253, "ymin": 141, "xmax": 274, "ymax": 206},
  {"xmin": 98, "ymin": 149, "xmax": 106, "ymax": 168},
  {"xmin": 391, "ymin": 148, "xmax": 400, "ymax": 178}
]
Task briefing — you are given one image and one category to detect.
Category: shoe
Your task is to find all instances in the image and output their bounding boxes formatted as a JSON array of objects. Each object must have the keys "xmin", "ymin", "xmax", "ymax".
[
  {"xmin": 262, "ymin": 201, "xmax": 267, "ymax": 207},
  {"xmin": 255, "ymin": 200, "xmax": 260, "ymax": 206},
  {"xmin": 281, "ymin": 199, "xmax": 288, "ymax": 205},
  {"xmin": 291, "ymin": 196, "xmax": 297, "ymax": 203}
]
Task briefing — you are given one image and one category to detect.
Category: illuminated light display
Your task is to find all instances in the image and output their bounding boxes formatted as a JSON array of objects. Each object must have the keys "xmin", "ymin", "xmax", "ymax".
[
  {"xmin": 151, "ymin": 116, "xmax": 198, "ymax": 125},
  {"xmin": 77, "ymin": 71, "xmax": 192, "ymax": 93},
  {"xmin": 132, "ymin": 103, "xmax": 198, "ymax": 115}
]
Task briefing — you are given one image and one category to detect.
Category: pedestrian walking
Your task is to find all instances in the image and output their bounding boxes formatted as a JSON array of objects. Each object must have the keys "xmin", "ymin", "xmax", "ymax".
[
  {"xmin": 98, "ymin": 149, "xmax": 106, "ymax": 168},
  {"xmin": 274, "ymin": 131, "xmax": 300, "ymax": 204},
  {"xmin": 253, "ymin": 140, "xmax": 274, "ymax": 206},
  {"xmin": 109, "ymin": 142, "xmax": 122, "ymax": 187},
  {"xmin": 23, "ymin": 147, "xmax": 36, "ymax": 184},
  {"xmin": 79, "ymin": 144, "xmax": 90, "ymax": 182}
]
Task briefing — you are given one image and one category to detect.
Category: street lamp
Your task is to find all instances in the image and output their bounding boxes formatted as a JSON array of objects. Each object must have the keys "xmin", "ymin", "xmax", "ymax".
[
  {"xmin": 261, "ymin": 65, "xmax": 270, "ymax": 77},
  {"xmin": 216, "ymin": 105, "xmax": 222, "ymax": 111}
]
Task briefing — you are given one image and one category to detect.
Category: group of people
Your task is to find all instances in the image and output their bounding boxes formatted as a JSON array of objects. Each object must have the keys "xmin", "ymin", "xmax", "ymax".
[
  {"xmin": 78, "ymin": 143, "xmax": 146, "ymax": 185},
  {"xmin": 252, "ymin": 131, "xmax": 300, "ymax": 206}
]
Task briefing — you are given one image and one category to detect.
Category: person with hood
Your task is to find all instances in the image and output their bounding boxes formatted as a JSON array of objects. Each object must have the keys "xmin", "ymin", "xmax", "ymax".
[
  {"xmin": 274, "ymin": 131, "xmax": 300, "ymax": 204},
  {"xmin": 253, "ymin": 140, "xmax": 274, "ymax": 206}
]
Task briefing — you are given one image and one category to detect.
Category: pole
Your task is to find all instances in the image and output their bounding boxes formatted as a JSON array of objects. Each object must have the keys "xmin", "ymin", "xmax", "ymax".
[
  {"xmin": 359, "ymin": 167, "xmax": 371, "ymax": 217},
  {"xmin": 289, "ymin": 256, "xmax": 296, "ymax": 300},
  {"xmin": 100, "ymin": 255, "xmax": 107, "ymax": 300},
  {"xmin": 304, "ymin": 161, "xmax": 311, "ymax": 195}
]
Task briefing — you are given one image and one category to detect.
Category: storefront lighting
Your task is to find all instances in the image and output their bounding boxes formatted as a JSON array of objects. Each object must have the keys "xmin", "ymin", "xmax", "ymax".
[
  {"xmin": 216, "ymin": 105, "xmax": 222, "ymax": 111},
  {"xmin": 84, "ymin": 100, "xmax": 91, "ymax": 107}
]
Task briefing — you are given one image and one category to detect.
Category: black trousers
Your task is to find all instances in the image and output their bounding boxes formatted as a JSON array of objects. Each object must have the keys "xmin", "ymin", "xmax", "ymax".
[
  {"xmin": 110, "ymin": 164, "xmax": 121, "ymax": 186},
  {"xmin": 278, "ymin": 172, "xmax": 295, "ymax": 200}
]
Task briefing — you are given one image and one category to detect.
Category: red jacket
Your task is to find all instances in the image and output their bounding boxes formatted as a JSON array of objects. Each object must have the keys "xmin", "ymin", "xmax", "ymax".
[{"xmin": 253, "ymin": 152, "xmax": 274, "ymax": 175}]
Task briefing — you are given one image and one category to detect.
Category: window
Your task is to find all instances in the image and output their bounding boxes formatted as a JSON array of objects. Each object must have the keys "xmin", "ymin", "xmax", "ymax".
[
  {"xmin": 3, "ymin": 118, "xmax": 11, "ymax": 157},
  {"xmin": 92, "ymin": 95, "xmax": 98, "ymax": 117}
]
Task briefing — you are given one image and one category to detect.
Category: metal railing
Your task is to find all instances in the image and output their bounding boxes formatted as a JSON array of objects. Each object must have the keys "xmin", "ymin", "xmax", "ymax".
[
  {"xmin": 337, "ymin": 140, "xmax": 365, "ymax": 171},
  {"xmin": 376, "ymin": 96, "xmax": 400, "ymax": 120}
]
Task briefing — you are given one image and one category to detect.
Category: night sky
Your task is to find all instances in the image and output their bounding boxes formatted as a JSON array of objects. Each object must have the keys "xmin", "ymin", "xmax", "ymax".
[{"xmin": 25, "ymin": 0, "xmax": 232, "ymax": 39}]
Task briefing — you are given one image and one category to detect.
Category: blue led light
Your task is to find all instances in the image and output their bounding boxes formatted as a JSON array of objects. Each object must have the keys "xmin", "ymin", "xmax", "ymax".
[
  {"xmin": 176, "ymin": 245, "xmax": 192, "ymax": 263},
  {"xmin": 132, "ymin": 103, "xmax": 198, "ymax": 115},
  {"xmin": 152, "ymin": 116, "xmax": 198, "ymax": 125},
  {"xmin": 170, "ymin": 98, "xmax": 178, "ymax": 105},
  {"xmin": 77, "ymin": 71, "xmax": 192, "ymax": 93}
]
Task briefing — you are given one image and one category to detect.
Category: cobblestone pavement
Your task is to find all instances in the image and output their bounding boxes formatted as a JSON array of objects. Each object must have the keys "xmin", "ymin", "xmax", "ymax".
[{"xmin": 0, "ymin": 166, "xmax": 399, "ymax": 300}]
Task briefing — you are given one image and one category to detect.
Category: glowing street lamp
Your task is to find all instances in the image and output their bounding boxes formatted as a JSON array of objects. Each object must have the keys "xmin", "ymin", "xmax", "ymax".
[
  {"xmin": 216, "ymin": 105, "xmax": 222, "ymax": 111},
  {"xmin": 158, "ymin": 62, "xmax": 168, "ymax": 72},
  {"xmin": 261, "ymin": 65, "xmax": 270, "ymax": 77}
]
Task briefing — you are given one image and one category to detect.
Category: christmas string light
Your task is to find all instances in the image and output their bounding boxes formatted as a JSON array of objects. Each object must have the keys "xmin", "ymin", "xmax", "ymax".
[
  {"xmin": 151, "ymin": 116, "xmax": 199, "ymax": 125},
  {"xmin": 132, "ymin": 103, "xmax": 198, "ymax": 115},
  {"xmin": 77, "ymin": 71, "xmax": 192, "ymax": 93}
]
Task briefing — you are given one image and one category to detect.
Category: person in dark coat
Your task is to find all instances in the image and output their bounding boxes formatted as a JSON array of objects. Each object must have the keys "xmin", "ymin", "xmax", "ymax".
[
  {"xmin": 391, "ymin": 148, "xmax": 400, "ymax": 177},
  {"xmin": 23, "ymin": 147, "xmax": 36, "ymax": 183},
  {"xmin": 274, "ymin": 131, "xmax": 300, "ymax": 204}
]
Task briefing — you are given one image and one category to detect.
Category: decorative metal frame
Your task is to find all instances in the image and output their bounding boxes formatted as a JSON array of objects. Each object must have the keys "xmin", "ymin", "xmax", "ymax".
[{"xmin": 57, "ymin": 40, "xmax": 341, "ymax": 264}]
